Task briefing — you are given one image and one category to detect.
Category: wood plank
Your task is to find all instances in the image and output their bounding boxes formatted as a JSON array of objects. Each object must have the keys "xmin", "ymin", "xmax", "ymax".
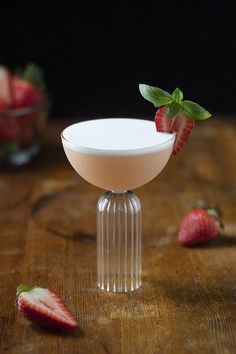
[{"xmin": 0, "ymin": 118, "xmax": 236, "ymax": 353}]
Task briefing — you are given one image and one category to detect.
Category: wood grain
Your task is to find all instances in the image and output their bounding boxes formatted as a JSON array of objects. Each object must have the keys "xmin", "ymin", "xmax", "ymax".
[{"xmin": 0, "ymin": 118, "xmax": 236, "ymax": 354}]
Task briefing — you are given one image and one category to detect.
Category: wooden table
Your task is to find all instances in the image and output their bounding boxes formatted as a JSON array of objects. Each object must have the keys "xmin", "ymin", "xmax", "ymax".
[{"xmin": 0, "ymin": 118, "xmax": 236, "ymax": 354}]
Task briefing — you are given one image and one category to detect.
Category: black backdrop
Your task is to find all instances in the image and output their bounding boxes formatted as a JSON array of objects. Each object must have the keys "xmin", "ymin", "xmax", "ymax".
[{"xmin": 1, "ymin": 2, "xmax": 236, "ymax": 118}]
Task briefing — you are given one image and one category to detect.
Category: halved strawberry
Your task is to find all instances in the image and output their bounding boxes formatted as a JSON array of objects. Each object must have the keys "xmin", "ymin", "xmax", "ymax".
[
  {"xmin": 0, "ymin": 67, "xmax": 13, "ymax": 110},
  {"xmin": 16, "ymin": 284, "xmax": 78, "ymax": 330},
  {"xmin": 139, "ymin": 84, "xmax": 212, "ymax": 155},
  {"xmin": 155, "ymin": 107, "xmax": 195, "ymax": 155},
  {"xmin": 11, "ymin": 76, "xmax": 46, "ymax": 108}
]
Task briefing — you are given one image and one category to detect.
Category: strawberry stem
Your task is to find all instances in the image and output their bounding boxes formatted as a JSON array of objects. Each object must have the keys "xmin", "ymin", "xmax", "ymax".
[
  {"xmin": 16, "ymin": 63, "xmax": 46, "ymax": 92},
  {"xmin": 16, "ymin": 284, "xmax": 32, "ymax": 297},
  {"xmin": 189, "ymin": 200, "xmax": 224, "ymax": 230}
]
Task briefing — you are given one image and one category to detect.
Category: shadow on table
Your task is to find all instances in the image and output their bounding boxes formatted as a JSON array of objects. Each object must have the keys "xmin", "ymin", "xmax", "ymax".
[
  {"xmin": 193, "ymin": 235, "xmax": 236, "ymax": 249},
  {"xmin": 155, "ymin": 276, "xmax": 236, "ymax": 306},
  {"xmin": 30, "ymin": 324, "xmax": 85, "ymax": 338}
]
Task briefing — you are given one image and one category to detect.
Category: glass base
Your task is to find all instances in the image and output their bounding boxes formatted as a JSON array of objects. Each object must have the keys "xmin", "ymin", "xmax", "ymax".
[{"xmin": 97, "ymin": 191, "xmax": 142, "ymax": 292}]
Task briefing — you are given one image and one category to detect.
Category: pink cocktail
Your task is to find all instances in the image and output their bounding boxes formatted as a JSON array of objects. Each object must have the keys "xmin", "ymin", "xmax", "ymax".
[{"xmin": 62, "ymin": 118, "xmax": 175, "ymax": 292}]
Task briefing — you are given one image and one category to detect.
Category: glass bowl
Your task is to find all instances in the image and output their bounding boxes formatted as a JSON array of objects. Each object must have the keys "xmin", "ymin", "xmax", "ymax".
[{"xmin": 0, "ymin": 101, "xmax": 50, "ymax": 166}]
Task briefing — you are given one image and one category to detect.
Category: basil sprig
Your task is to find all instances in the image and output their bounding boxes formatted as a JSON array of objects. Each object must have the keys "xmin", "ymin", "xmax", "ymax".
[{"xmin": 139, "ymin": 84, "xmax": 211, "ymax": 120}]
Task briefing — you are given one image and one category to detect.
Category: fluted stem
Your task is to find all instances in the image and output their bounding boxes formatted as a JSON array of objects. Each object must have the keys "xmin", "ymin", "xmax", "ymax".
[{"xmin": 97, "ymin": 191, "xmax": 142, "ymax": 292}]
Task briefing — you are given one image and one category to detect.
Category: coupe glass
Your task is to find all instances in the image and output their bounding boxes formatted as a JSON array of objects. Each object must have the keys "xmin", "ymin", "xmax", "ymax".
[{"xmin": 61, "ymin": 118, "xmax": 175, "ymax": 292}]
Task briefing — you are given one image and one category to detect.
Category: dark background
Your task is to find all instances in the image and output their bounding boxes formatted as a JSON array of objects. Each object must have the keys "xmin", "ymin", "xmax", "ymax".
[{"xmin": 1, "ymin": 1, "xmax": 236, "ymax": 119}]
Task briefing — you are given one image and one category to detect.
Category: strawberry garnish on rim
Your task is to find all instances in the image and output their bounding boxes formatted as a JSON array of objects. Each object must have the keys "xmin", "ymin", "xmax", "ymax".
[
  {"xmin": 139, "ymin": 85, "xmax": 212, "ymax": 155},
  {"xmin": 16, "ymin": 284, "xmax": 78, "ymax": 330},
  {"xmin": 155, "ymin": 107, "xmax": 195, "ymax": 155}
]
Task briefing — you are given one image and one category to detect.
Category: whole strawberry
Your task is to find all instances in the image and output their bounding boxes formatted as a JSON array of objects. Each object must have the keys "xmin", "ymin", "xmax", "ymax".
[
  {"xmin": 178, "ymin": 202, "xmax": 223, "ymax": 246},
  {"xmin": 139, "ymin": 84, "xmax": 212, "ymax": 155},
  {"xmin": 12, "ymin": 63, "xmax": 47, "ymax": 108},
  {"xmin": 16, "ymin": 284, "xmax": 78, "ymax": 330}
]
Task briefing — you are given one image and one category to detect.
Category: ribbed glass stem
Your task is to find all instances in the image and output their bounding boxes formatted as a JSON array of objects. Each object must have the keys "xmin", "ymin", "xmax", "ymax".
[{"xmin": 97, "ymin": 191, "xmax": 142, "ymax": 292}]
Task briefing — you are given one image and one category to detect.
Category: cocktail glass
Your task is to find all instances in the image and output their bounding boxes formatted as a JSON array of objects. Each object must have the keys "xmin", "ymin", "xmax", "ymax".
[{"xmin": 61, "ymin": 118, "xmax": 175, "ymax": 292}]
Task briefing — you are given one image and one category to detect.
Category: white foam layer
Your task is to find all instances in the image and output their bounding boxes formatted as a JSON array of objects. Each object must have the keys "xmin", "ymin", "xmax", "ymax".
[{"xmin": 62, "ymin": 118, "xmax": 175, "ymax": 156}]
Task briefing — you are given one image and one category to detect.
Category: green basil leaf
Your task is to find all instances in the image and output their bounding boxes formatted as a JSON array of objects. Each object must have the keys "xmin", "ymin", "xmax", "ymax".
[
  {"xmin": 139, "ymin": 84, "xmax": 172, "ymax": 107},
  {"xmin": 171, "ymin": 87, "xmax": 183, "ymax": 102},
  {"xmin": 19, "ymin": 63, "xmax": 46, "ymax": 92},
  {"xmin": 180, "ymin": 100, "xmax": 212, "ymax": 120},
  {"xmin": 166, "ymin": 102, "xmax": 180, "ymax": 118}
]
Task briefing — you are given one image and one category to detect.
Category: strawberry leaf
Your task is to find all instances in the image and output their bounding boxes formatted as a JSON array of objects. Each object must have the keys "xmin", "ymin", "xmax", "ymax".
[
  {"xmin": 16, "ymin": 284, "xmax": 32, "ymax": 297},
  {"xmin": 139, "ymin": 84, "xmax": 172, "ymax": 107},
  {"xmin": 139, "ymin": 84, "xmax": 212, "ymax": 121},
  {"xmin": 166, "ymin": 102, "xmax": 180, "ymax": 118},
  {"xmin": 207, "ymin": 208, "xmax": 224, "ymax": 229},
  {"xmin": 189, "ymin": 200, "xmax": 224, "ymax": 230},
  {"xmin": 17, "ymin": 63, "xmax": 46, "ymax": 92},
  {"xmin": 194, "ymin": 199, "xmax": 207, "ymax": 209},
  {"xmin": 180, "ymin": 100, "xmax": 212, "ymax": 120},
  {"xmin": 171, "ymin": 88, "xmax": 183, "ymax": 102}
]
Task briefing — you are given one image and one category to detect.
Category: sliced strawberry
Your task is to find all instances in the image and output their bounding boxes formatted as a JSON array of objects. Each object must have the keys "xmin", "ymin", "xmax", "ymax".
[
  {"xmin": 155, "ymin": 106, "xmax": 176, "ymax": 133},
  {"xmin": 16, "ymin": 285, "xmax": 78, "ymax": 330},
  {"xmin": 178, "ymin": 203, "xmax": 222, "ymax": 246},
  {"xmin": 139, "ymin": 84, "xmax": 212, "ymax": 155},
  {"xmin": 172, "ymin": 114, "xmax": 195, "ymax": 155},
  {"xmin": 155, "ymin": 107, "xmax": 195, "ymax": 155},
  {"xmin": 11, "ymin": 76, "xmax": 46, "ymax": 108},
  {"xmin": 0, "ymin": 67, "xmax": 13, "ymax": 110}
]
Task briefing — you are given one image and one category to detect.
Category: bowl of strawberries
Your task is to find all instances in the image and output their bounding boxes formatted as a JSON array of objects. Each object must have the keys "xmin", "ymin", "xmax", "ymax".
[{"xmin": 0, "ymin": 63, "xmax": 50, "ymax": 166}]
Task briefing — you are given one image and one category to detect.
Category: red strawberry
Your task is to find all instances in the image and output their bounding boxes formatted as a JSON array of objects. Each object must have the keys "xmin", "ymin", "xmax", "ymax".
[
  {"xmin": 178, "ymin": 202, "xmax": 222, "ymax": 246},
  {"xmin": 0, "ymin": 67, "xmax": 13, "ymax": 110},
  {"xmin": 0, "ymin": 116, "xmax": 21, "ymax": 141},
  {"xmin": 0, "ymin": 98, "xmax": 8, "ymax": 111},
  {"xmin": 139, "ymin": 84, "xmax": 212, "ymax": 155},
  {"xmin": 155, "ymin": 107, "xmax": 195, "ymax": 155},
  {"xmin": 11, "ymin": 76, "xmax": 45, "ymax": 108},
  {"xmin": 16, "ymin": 284, "xmax": 78, "ymax": 330}
]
